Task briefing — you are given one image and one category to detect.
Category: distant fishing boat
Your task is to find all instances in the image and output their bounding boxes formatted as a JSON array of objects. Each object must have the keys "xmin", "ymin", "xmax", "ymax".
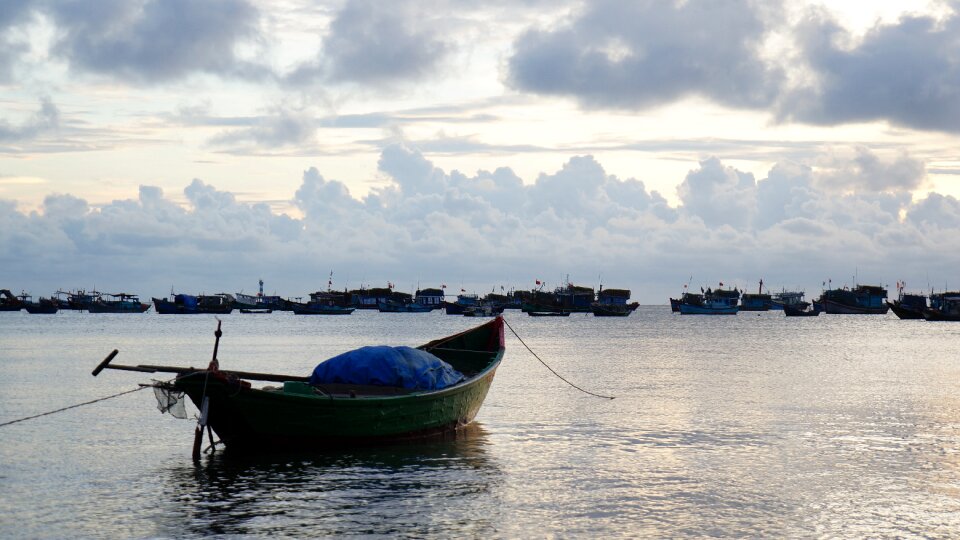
[
  {"xmin": 887, "ymin": 294, "xmax": 926, "ymax": 320},
  {"xmin": 197, "ymin": 294, "xmax": 235, "ymax": 314},
  {"xmin": 19, "ymin": 293, "xmax": 59, "ymax": 314},
  {"xmin": 739, "ymin": 280, "xmax": 772, "ymax": 311},
  {"xmin": 153, "ymin": 293, "xmax": 201, "ymax": 314},
  {"xmin": 678, "ymin": 286, "xmax": 739, "ymax": 315},
  {"xmin": 0, "ymin": 289, "xmax": 24, "ymax": 311},
  {"xmin": 443, "ymin": 294, "xmax": 479, "ymax": 315},
  {"xmin": 922, "ymin": 292, "xmax": 960, "ymax": 321},
  {"xmin": 235, "ymin": 279, "xmax": 296, "ymax": 311},
  {"xmin": 816, "ymin": 285, "xmax": 888, "ymax": 314},
  {"xmin": 670, "ymin": 292, "xmax": 701, "ymax": 312},
  {"xmin": 87, "ymin": 293, "xmax": 150, "ymax": 313},
  {"xmin": 591, "ymin": 287, "xmax": 639, "ymax": 317},
  {"xmin": 92, "ymin": 317, "xmax": 506, "ymax": 453},
  {"xmin": 770, "ymin": 289, "xmax": 806, "ymax": 311}
]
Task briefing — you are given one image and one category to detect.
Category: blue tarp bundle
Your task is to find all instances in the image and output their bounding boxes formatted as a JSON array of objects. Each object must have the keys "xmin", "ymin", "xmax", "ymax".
[{"xmin": 309, "ymin": 346, "xmax": 465, "ymax": 390}]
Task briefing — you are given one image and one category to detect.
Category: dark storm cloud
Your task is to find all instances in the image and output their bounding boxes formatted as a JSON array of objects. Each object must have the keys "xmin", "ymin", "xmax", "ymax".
[
  {"xmin": 45, "ymin": 0, "xmax": 267, "ymax": 83},
  {"xmin": 506, "ymin": 0, "xmax": 784, "ymax": 110},
  {"xmin": 782, "ymin": 9, "xmax": 960, "ymax": 132},
  {"xmin": 287, "ymin": 0, "xmax": 451, "ymax": 86}
]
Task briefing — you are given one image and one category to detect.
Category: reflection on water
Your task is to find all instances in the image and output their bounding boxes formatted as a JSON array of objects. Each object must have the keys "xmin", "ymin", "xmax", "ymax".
[{"xmin": 156, "ymin": 424, "xmax": 502, "ymax": 537}]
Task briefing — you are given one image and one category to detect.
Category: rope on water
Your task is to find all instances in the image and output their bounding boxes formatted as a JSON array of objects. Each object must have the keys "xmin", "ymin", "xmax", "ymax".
[
  {"xmin": 0, "ymin": 386, "xmax": 150, "ymax": 428},
  {"xmin": 502, "ymin": 317, "xmax": 615, "ymax": 400}
]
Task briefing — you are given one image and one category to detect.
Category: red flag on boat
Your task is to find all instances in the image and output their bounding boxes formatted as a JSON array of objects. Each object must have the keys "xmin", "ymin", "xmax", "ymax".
[
  {"xmin": 441, "ymin": 284, "xmax": 446, "ymax": 288},
  {"xmin": 536, "ymin": 280, "xmax": 541, "ymax": 285}
]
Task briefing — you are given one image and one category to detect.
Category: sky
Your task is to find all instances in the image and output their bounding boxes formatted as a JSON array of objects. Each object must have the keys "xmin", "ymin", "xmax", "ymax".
[{"xmin": 3, "ymin": 0, "xmax": 960, "ymax": 303}]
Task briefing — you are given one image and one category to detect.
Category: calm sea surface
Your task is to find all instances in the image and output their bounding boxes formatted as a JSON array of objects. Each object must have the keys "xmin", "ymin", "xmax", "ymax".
[{"xmin": 2, "ymin": 308, "xmax": 960, "ymax": 538}]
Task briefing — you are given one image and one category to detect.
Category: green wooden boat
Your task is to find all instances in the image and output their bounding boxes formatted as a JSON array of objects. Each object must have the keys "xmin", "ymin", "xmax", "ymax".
[{"xmin": 94, "ymin": 317, "xmax": 505, "ymax": 453}]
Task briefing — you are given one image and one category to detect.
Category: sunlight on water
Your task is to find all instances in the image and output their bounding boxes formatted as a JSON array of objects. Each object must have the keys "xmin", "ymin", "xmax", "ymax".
[{"xmin": 2, "ymin": 308, "xmax": 960, "ymax": 537}]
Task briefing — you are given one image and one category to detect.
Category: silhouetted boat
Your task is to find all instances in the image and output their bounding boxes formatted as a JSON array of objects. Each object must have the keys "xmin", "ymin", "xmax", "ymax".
[
  {"xmin": 740, "ymin": 280, "xmax": 772, "ymax": 311},
  {"xmin": 887, "ymin": 292, "xmax": 926, "ymax": 320},
  {"xmin": 291, "ymin": 302, "xmax": 355, "ymax": 315},
  {"xmin": 0, "ymin": 289, "xmax": 24, "ymax": 311},
  {"xmin": 816, "ymin": 285, "xmax": 888, "ymax": 314},
  {"xmin": 153, "ymin": 293, "xmax": 201, "ymax": 314},
  {"xmin": 922, "ymin": 292, "xmax": 960, "ymax": 321},
  {"xmin": 87, "ymin": 293, "xmax": 150, "ymax": 313},
  {"xmin": 19, "ymin": 293, "xmax": 58, "ymax": 314},
  {"xmin": 678, "ymin": 287, "xmax": 739, "ymax": 315}
]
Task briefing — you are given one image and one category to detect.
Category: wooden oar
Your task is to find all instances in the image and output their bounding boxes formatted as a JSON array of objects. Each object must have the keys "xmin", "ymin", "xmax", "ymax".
[{"xmin": 92, "ymin": 350, "xmax": 309, "ymax": 383}]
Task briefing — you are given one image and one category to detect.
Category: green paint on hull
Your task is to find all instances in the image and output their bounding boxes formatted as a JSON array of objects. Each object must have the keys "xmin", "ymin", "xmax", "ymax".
[{"xmin": 172, "ymin": 317, "xmax": 505, "ymax": 451}]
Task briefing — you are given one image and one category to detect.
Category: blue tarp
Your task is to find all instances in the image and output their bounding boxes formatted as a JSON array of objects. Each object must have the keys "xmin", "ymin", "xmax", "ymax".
[{"xmin": 309, "ymin": 346, "xmax": 465, "ymax": 390}]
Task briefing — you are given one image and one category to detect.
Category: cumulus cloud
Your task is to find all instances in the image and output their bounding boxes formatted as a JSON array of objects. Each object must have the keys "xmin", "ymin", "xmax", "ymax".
[
  {"xmin": 208, "ymin": 107, "xmax": 317, "ymax": 150},
  {"xmin": 45, "ymin": 0, "xmax": 267, "ymax": 83},
  {"xmin": 781, "ymin": 8, "xmax": 960, "ymax": 132},
  {"xmin": 0, "ymin": 97, "xmax": 59, "ymax": 142},
  {"xmin": 288, "ymin": 0, "xmax": 451, "ymax": 86},
  {"xmin": 2, "ymin": 146, "xmax": 959, "ymax": 301},
  {"xmin": 507, "ymin": 0, "xmax": 783, "ymax": 110}
]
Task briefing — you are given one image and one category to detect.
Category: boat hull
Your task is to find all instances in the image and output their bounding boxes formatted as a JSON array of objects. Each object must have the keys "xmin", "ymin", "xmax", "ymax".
[
  {"xmin": 169, "ymin": 317, "xmax": 505, "ymax": 451},
  {"xmin": 887, "ymin": 301, "xmax": 924, "ymax": 320},
  {"xmin": 678, "ymin": 304, "xmax": 738, "ymax": 315},
  {"xmin": 175, "ymin": 368, "xmax": 497, "ymax": 450},
  {"xmin": 820, "ymin": 299, "xmax": 889, "ymax": 315}
]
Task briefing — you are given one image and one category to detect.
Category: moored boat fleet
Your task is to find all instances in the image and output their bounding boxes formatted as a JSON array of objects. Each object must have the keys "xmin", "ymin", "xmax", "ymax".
[
  {"xmin": 670, "ymin": 280, "xmax": 960, "ymax": 320},
  {"xmin": 1, "ymin": 280, "xmax": 640, "ymax": 317}
]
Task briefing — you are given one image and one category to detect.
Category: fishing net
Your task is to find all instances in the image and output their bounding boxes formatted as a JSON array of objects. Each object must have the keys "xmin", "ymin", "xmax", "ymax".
[{"xmin": 153, "ymin": 385, "xmax": 188, "ymax": 419}]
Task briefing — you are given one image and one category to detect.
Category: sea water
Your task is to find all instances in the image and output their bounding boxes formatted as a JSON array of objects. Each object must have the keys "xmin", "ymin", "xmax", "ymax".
[{"xmin": 1, "ymin": 308, "xmax": 959, "ymax": 538}]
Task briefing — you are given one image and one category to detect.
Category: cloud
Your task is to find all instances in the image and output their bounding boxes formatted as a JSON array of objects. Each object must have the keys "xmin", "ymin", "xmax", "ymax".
[
  {"xmin": 781, "ymin": 8, "xmax": 960, "ymax": 132},
  {"xmin": 0, "ymin": 97, "xmax": 59, "ymax": 142},
  {"xmin": 507, "ymin": 0, "xmax": 783, "ymax": 110},
  {"xmin": 2, "ymin": 145, "xmax": 960, "ymax": 301},
  {"xmin": 208, "ymin": 106, "xmax": 317, "ymax": 149},
  {"xmin": 288, "ymin": 0, "xmax": 451, "ymax": 86},
  {"xmin": 0, "ymin": 0, "xmax": 34, "ymax": 82},
  {"xmin": 46, "ymin": 0, "xmax": 268, "ymax": 83}
]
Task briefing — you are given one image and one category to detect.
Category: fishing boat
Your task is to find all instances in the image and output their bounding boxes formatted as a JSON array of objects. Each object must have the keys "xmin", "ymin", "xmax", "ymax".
[
  {"xmin": 19, "ymin": 293, "xmax": 59, "ymax": 314},
  {"xmin": 92, "ymin": 317, "xmax": 506, "ymax": 453},
  {"xmin": 153, "ymin": 293, "xmax": 201, "ymax": 314},
  {"xmin": 442, "ymin": 294, "xmax": 479, "ymax": 315},
  {"xmin": 87, "ymin": 293, "xmax": 150, "ymax": 313},
  {"xmin": 678, "ymin": 287, "xmax": 739, "ymax": 315},
  {"xmin": 239, "ymin": 308, "xmax": 273, "ymax": 314},
  {"xmin": 592, "ymin": 287, "xmax": 639, "ymax": 317},
  {"xmin": 815, "ymin": 285, "xmax": 888, "ymax": 314},
  {"xmin": 0, "ymin": 289, "xmax": 25, "ymax": 311},
  {"xmin": 740, "ymin": 280, "xmax": 772, "ymax": 311},
  {"xmin": 770, "ymin": 289, "xmax": 806, "ymax": 310},
  {"xmin": 197, "ymin": 294, "xmax": 235, "ymax": 314},
  {"xmin": 670, "ymin": 292, "xmax": 700, "ymax": 312},
  {"xmin": 887, "ymin": 293, "xmax": 927, "ymax": 320},
  {"xmin": 922, "ymin": 292, "xmax": 960, "ymax": 321}
]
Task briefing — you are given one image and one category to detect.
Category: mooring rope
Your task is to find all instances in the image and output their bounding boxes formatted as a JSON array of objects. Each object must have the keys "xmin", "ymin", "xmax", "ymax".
[
  {"xmin": 0, "ymin": 386, "xmax": 150, "ymax": 428},
  {"xmin": 502, "ymin": 317, "xmax": 615, "ymax": 400}
]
